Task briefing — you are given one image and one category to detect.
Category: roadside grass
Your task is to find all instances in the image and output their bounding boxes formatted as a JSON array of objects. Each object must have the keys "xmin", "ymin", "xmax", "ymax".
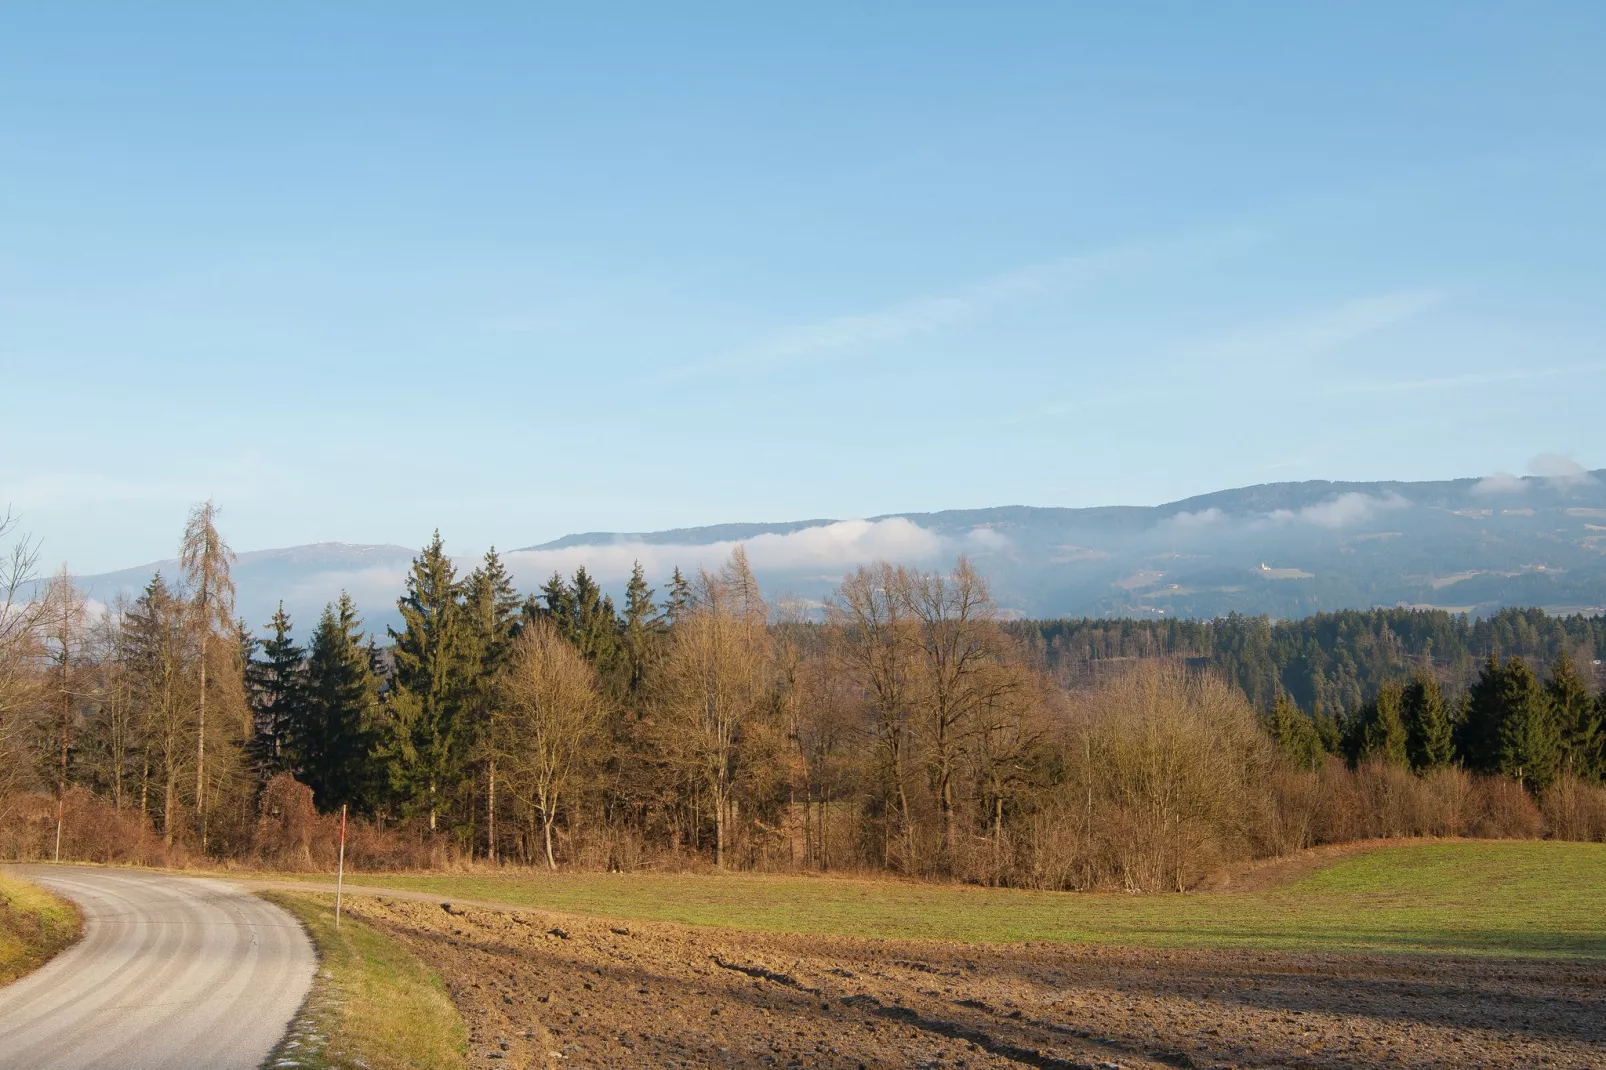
[
  {"xmin": 262, "ymin": 891, "xmax": 467, "ymax": 1070},
  {"xmin": 272, "ymin": 840, "xmax": 1606, "ymax": 959},
  {"xmin": 0, "ymin": 871, "xmax": 81, "ymax": 986}
]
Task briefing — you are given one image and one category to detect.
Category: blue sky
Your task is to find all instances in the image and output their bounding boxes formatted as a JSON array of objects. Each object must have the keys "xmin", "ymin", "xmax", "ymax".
[{"xmin": 3, "ymin": 3, "xmax": 1603, "ymax": 573}]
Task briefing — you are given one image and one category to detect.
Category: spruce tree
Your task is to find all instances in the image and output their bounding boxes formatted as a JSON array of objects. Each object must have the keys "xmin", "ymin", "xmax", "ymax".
[
  {"xmin": 387, "ymin": 532, "xmax": 467, "ymax": 831},
  {"xmin": 1402, "ymin": 672, "xmax": 1453, "ymax": 772},
  {"xmin": 1353, "ymin": 680, "xmax": 1409, "ymax": 766},
  {"xmin": 661, "ymin": 566, "xmax": 694, "ymax": 625},
  {"xmin": 1267, "ymin": 691, "xmax": 1324, "ymax": 770},
  {"xmin": 1590, "ymin": 690, "xmax": 1606, "ymax": 785},
  {"xmin": 568, "ymin": 566, "xmax": 620, "ymax": 671},
  {"xmin": 246, "ymin": 602, "xmax": 305, "ymax": 780},
  {"xmin": 461, "ymin": 548, "xmax": 522, "ymax": 858},
  {"xmin": 1495, "ymin": 658, "xmax": 1561, "ymax": 791},
  {"xmin": 298, "ymin": 593, "xmax": 378, "ymax": 810},
  {"xmin": 619, "ymin": 561, "xmax": 660, "ymax": 698},
  {"xmin": 1458, "ymin": 655, "xmax": 1506, "ymax": 773},
  {"xmin": 539, "ymin": 571, "xmax": 574, "ymax": 629},
  {"xmin": 1547, "ymin": 653, "xmax": 1599, "ymax": 782}
]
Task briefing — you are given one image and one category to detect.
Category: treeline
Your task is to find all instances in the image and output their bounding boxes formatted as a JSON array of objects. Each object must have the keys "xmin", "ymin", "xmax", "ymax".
[
  {"xmin": 1012, "ymin": 609, "xmax": 1606, "ymax": 716},
  {"xmin": 3, "ymin": 506, "xmax": 1606, "ymax": 890}
]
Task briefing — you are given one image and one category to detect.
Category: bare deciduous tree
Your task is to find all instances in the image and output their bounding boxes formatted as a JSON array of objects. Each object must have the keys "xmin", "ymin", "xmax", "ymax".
[
  {"xmin": 497, "ymin": 617, "xmax": 605, "ymax": 869},
  {"xmin": 907, "ymin": 557, "xmax": 1017, "ymax": 867},
  {"xmin": 179, "ymin": 499, "xmax": 236, "ymax": 847},
  {"xmin": 656, "ymin": 548, "xmax": 771, "ymax": 869},
  {"xmin": 0, "ymin": 512, "xmax": 45, "ymax": 813},
  {"xmin": 830, "ymin": 561, "xmax": 920, "ymax": 870}
]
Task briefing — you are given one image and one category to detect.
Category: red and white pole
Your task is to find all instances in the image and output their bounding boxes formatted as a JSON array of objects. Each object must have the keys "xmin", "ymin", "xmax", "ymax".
[{"xmin": 335, "ymin": 803, "xmax": 348, "ymax": 930}]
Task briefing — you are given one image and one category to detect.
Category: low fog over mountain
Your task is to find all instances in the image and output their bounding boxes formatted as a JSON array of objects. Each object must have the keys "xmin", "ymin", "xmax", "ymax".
[{"xmin": 69, "ymin": 470, "xmax": 1606, "ymax": 635}]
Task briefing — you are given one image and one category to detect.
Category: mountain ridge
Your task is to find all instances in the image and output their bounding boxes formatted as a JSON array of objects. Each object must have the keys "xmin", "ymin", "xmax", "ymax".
[{"xmin": 60, "ymin": 470, "xmax": 1606, "ymax": 633}]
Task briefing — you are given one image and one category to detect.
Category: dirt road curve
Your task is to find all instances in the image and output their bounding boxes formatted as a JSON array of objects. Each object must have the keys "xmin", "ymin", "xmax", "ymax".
[{"xmin": 0, "ymin": 866, "xmax": 315, "ymax": 1070}]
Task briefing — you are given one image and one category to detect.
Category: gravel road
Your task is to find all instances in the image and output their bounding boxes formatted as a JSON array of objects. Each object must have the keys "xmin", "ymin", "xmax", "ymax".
[{"xmin": 0, "ymin": 865, "xmax": 316, "ymax": 1070}]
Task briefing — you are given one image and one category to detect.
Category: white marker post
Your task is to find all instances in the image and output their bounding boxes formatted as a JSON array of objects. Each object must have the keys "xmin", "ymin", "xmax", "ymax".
[{"xmin": 335, "ymin": 803, "xmax": 348, "ymax": 930}]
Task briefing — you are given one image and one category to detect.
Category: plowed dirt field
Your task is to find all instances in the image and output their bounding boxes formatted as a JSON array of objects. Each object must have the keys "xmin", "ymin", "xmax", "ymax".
[{"xmin": 338, "ymin": 895, "xmax": 1606, "ymax": 1070}]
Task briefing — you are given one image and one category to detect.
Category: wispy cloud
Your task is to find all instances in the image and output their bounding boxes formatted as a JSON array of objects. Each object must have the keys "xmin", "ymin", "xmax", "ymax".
[
  {"xmin": 1473, "ymin": 472, "xmax": 1526, "ymax": 495},
  {"xmin": 1326, "ymin": 362, "xmax": 1605, "ymax": 395},
  {"xmin": 1527, "ymin": 452, "xmax": 1599, "ymax": 486},
  {"xmin": 1163, "ymin": 492, "xmax": 1411, "ymax": 532},
  {"xmin": 1195, "ymin": 289, "xmax": 1446, "ymax": 365},
  {"xmin": 665, "ymin": 228, "xmax": 1260, "ymax": 380},
  {"xmin": 1006, "ymin": 288, "xmax": 1443, "ymax": 424},
  {"xmin": 1268, "ymin": 492, "xmax": 1411, "ymax": 528}
]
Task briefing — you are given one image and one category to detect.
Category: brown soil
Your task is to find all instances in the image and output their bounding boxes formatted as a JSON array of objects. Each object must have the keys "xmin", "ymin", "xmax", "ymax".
[{"xmin": 337, "ymin": 896, "xmax": 1606, "ymax": 1070}]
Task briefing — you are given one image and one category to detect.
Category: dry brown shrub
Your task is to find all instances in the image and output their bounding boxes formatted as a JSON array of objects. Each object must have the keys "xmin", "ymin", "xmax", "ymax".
[
  {"xmin": 252, "ymin": 774, "xmax": 327, "ymax": 871},
  {"xmin": 341, "ymin": 819, "xmax": 455, "ymax": 871},
  {"xmin": 1310, "ymin": 758, "xmax": 1365, "ymax": 843},
  {"xmin": 1464, "ymin": 775, "xmax": 1544, "ymax": 839},
  {"xmin": 1540, "ymin": 776, "xmax": 1606, "ymax": 842},
  {"xmin": 1019, "ymin": 796, "xmax": 1094, "ymax": 890},
  {"xmin": 1417, "ymin": 766, "xmax": 1473, "ymax": 836},
  {"xmin": 1057, "ymin": 663, "xmax": 1273, "ymax": 891},
  {"xmin": 1262, "ymin": 767, "xmax": 1323, "ymax": 854},
  {"xmin": 1347, "ymin": 760, "xmax": 1469, "ymax": 838},
  {"xmin": 0, "ymin": 789, "xmax": 174, "ymax": 865}
]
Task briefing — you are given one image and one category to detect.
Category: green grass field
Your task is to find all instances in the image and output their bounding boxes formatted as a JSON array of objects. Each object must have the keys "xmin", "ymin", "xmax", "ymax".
[{"xmin": 277, "ymin": 841, "xmax": 1606, "ymax": 959}]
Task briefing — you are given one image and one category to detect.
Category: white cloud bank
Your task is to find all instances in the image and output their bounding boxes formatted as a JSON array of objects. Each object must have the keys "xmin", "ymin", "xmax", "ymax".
[
  {"xmin": 1166, "ymin": 492, "xmax": 1410, "ymax": 532},
  {"xmin": 500, "ymin": 518, "xmax": 1009, "ymax": 590},
  {"xmin": 1527, "ymin": 453, "xmax": 1597, "ymax": 485},
  {"xmin": 1473, "ymin": 472, "xmax": 1527, "ymax": 495},
  {"xmin": 1269, "ymin": 492, "xmax": 1410, "ymax": 529}
]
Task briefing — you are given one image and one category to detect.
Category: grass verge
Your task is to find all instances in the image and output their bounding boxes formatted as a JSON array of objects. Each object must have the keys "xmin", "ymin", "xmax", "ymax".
[
  {"xmin": 272, "ymin": 840, "xmax": 1606, "ymax": 959},
  {"xmin": 0, "ymin": 871, "xmax": 81, "ymax": 986},
  {"xmin": 262, "ymin": 891, "xmax": 467, "ymax": 1070}
]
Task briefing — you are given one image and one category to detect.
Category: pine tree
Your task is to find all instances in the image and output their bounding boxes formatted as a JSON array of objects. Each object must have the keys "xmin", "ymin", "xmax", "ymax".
[
  {"xmin": 661, "ymin": 566, "xmax": 694, "ymax": 626},
  {"xmin": 1267, "ymin": 691, "xmax": 1324, "ymax": 770},
  {"xmin": 541, "ymin": 567, "xmax": 619, "ymax": 671},
  {"xmin": 1591, "ymin": 690, "xmax": 1606, "ymax": 785},
  {"xmin": 1495, "ymin": 658, "xmax": 1561, "ymax": 791},
  {"xmin": 1402, "ymin": 672, "xmax": 1453, "ymax": 772},
  {"xmin": 1458, "ymin": 655, "xmax": 1506, "ymax": 773},
  {"xmin": 538, "ymin": 571, "xmax": 574, "ymax": 629},
  {"xmin": 1353, "ymin": 680, "xmax": 1409, "ymax": 765},
  {"xmin": 246, "ymin": 602, "xmax": 304, "ymax": 780},
  {"xmin": 618, "ymin": 561, "xmax": 660, "ymax": 698},
  {"xmin": 461, "ymin": 548, "xmax": 522, "ymax": 859},
  {"xmin": 1547, "ymin": 653, "xmax": 1600, "ymax": 782},
  {"xmin": 298, "ymin": 593, "xmax": 378, "ymax": 810},
  {"xmin": 572, "ymin": 567, "xmax": 620, "ymax": 670},
  {"xmin": 123, "ymin": 573, "xmax": 192, "ymax": 841},
  {"xmin": 387, "ymin": 532, "xmax": 466, "ymax": 831}
]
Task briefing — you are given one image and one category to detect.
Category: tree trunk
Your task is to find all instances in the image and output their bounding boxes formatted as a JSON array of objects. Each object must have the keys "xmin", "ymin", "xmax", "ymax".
[
  {"xmin": 197, "ymin": 637, "xmax": 207, "ymax": 851},
  {"xmin": 539, "ymin": 785, "xmax": 558, "ymax": 870},
  {"xmin": 714, "ymin": 781, "xmax": 727, "ymax": 870},
  {"xmin": 163, "ymin": 767, "xmax": 175, "ymax": 847},
  {"xmin": 486, "ymin": 757, "xmax": 497, "ymax": 863}
]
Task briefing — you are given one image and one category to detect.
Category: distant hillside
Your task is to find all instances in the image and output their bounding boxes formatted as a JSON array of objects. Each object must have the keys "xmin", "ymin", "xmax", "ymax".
[{"xmin": 68, "ymin": 470, "xmax": 1606, "ymax": 636}]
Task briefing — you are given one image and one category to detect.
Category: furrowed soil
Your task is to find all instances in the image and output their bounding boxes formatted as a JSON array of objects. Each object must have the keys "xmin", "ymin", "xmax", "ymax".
[{"xmin": 335, "ymin": 894, "xmax": 1606, "ymax": 1070}]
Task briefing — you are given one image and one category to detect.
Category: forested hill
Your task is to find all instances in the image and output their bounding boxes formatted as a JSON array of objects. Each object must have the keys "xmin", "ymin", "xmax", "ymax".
[
  {"xmin": 1010, "ymin": 607, "xmax": 1606, "ymax": 717},
  {"xmin": 68, "ymin": 470, "xmax": 1606, "ymax": 629}
]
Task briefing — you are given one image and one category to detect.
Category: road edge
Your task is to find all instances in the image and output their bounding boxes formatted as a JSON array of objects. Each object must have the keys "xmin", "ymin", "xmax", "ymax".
[
  {"xmin": 260, "ymin": 890, "xmax": 469, "ymax": 1070},
  {"xmin": 0, "ymin": 868, "xmax": 83, "ymax": 988}
]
